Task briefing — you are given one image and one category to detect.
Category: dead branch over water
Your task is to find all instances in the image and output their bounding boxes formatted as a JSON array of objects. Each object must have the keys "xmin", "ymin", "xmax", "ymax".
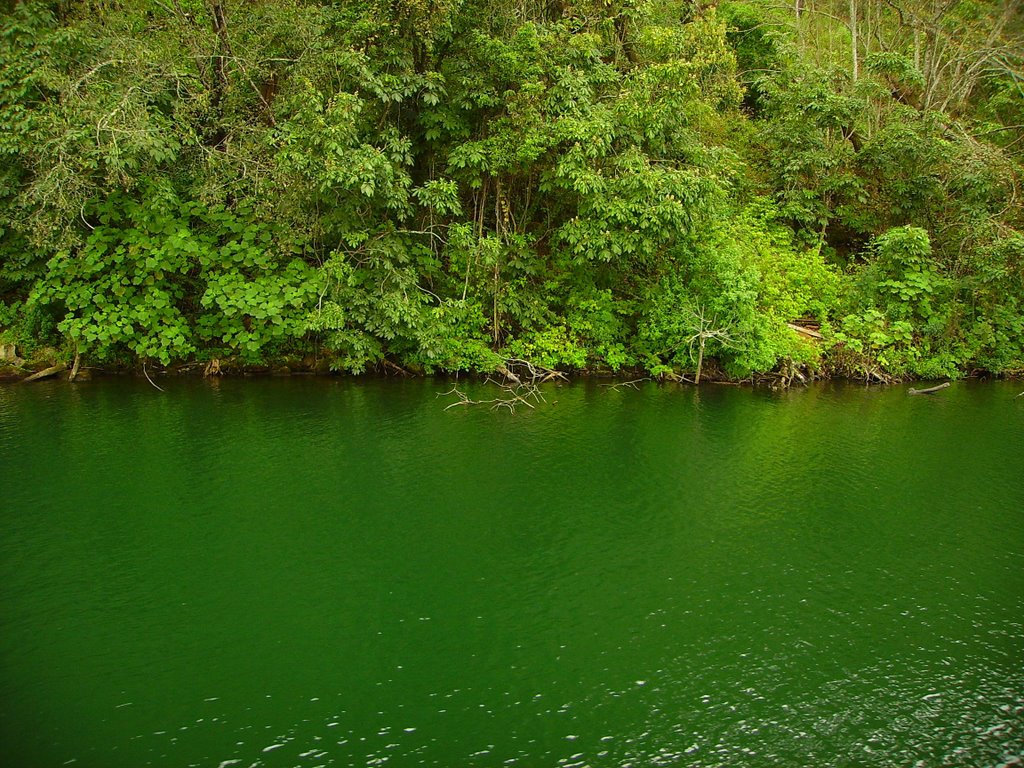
[
  {"xmin": 439, "ymin": 359, "xmax": 565, "ymax": 412},
  {"xmin": 600, "ymin": 378, "xmax": 651, "ymax": 391}
]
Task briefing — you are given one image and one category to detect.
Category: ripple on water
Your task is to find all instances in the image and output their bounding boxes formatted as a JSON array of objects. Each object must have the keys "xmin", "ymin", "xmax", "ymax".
[{"xmin": 0, "ymin": 379, "xmax": 1022, "ymax": 767}]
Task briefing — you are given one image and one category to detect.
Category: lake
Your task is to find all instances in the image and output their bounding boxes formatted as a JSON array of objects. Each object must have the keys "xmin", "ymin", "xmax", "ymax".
[{"xmin": 1, "ymin": 377, "xmax": 1022, "ymax": 767}]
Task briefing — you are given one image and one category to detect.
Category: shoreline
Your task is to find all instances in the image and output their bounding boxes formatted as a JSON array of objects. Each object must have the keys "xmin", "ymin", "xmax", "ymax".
[{"xmin": 2, "ymin": 356, "xmax": 1018, "ymax": 387}]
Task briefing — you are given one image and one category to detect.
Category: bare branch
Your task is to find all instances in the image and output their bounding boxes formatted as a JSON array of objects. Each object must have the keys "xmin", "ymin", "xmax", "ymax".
[
  {"xmin": 600, "ymin": 377, "xmax": 650, "ymax": 391},
  {"xmin": 142, "ymin": 363, "xmax": 166, "ymax": 392},
  {"xmin": 438, "ymin": 382, "xmax": 545, "ymax": 412}
]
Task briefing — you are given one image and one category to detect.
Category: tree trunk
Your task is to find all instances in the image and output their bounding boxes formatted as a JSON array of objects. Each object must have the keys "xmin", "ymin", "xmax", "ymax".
[
  {"xmin": 849, "ymin": 0, "xmax": 859, "ymax": 81},
  {"xmin": 207, "ymin": 0, "xmax": 231, "ymax": 148},
  {"xmin": 614, "ymin": 12, "xmax": 638, "ymax": 66}
]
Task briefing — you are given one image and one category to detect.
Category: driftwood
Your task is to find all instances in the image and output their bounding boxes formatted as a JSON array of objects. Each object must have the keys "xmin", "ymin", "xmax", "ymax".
[
  {"xmin": 908, "ymin": 382, "xmax": 951, "ymax": 395},
  {"xmin": 23, "ymin": 362, "xmax": 67, "ymax": 382}
]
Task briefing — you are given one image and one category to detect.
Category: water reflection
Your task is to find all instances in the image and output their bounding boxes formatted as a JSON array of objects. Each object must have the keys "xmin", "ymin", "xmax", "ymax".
[{"xmin": 0, "ymin": 378, "xmax": 1022, "ymax": 767}]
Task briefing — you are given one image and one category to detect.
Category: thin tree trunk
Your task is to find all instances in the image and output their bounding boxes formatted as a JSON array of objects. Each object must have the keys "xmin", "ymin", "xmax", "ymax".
[
  {"xmin": 850, "ymin": 0, "xmax": 859, "ymax": 81},
  {"xmin": 493, "ymin": 264, "xmax": 500, "ymax": 345},
  {"xmin": 208, "ymin": 0, "xmax": 231, "ymax": 148}
]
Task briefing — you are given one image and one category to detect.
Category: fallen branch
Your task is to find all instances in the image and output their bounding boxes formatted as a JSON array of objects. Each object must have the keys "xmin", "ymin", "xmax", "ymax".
[
  {"xmin": 908, "ymin": 382, "xmax": 951, "ymax": 395},
  {"xmin": 23, "ymin": 362, "xmax": 67, "ymax": 382},
  {"xmin": 658, "ymin": 371, "xmax": 695, "ymax": 384},
  {"xmin": 381, "ymin": 359, "xmax": 412, "ymax": 377},
  {"xmin": 495, "ymin": 364, "xmax": 522, "ymax": 386},
  {"xmin": 600, "ymin": 377, "xmax": 650, "ymax": 391},
  {"xmin": 142, "ymin": 362, "xmax": 166, "ymax": 392},
  {"xmin": 439, "ymin": 381, "xmax": 545, "ymax": 413},
  {"xmin": 502, "ymin": 358, "xmax": 567, "ymax": 384}
]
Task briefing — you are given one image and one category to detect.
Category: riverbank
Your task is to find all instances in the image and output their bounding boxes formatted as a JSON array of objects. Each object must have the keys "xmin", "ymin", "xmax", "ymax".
[{"xmin": 2, "ymin": 347, "xmax": 1019, "ymax": 388}]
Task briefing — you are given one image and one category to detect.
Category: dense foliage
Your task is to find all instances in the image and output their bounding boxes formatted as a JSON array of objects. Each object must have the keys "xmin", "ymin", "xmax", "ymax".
[{"xmin": 1, "ymin": 0, "xmax": 1021, "ymax": 379}]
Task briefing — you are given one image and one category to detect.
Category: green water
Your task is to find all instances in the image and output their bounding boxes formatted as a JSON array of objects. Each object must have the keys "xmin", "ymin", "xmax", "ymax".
[{"xmin": 1, "ymin": 378, "xmax": 1022, "ymax": 768}]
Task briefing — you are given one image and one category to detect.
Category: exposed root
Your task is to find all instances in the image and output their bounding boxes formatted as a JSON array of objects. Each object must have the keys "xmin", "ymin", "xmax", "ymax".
[
  {"xmin": 757, "ymin": 358, "xmax": 821, "ymax": 390},
  {"xmin": 864, "ymin": 367, "xmax": 895, "ymax": 385}
]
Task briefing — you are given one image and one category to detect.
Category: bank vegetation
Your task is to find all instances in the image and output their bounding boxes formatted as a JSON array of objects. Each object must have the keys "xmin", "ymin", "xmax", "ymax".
[{"xmin": 1, "ymin": 0, "xmax": 1022, "ymax": 383}]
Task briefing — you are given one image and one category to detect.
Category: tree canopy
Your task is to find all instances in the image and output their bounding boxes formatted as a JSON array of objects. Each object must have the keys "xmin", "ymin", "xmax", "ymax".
[{"xmin": 1, "ymin": 0, "xmax": 1021, "ymax": 380}]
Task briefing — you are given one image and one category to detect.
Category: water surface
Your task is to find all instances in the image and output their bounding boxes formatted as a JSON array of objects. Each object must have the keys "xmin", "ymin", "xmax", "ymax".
[{"xmin": 1, "ymin": 377, "xmax": 1022, "ymax": 767}]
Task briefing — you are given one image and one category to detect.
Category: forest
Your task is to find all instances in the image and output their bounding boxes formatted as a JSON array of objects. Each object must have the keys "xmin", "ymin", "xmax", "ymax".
[{"xmin": 1, "ymin": 0, "xmax": 1022, "ymax": 382}]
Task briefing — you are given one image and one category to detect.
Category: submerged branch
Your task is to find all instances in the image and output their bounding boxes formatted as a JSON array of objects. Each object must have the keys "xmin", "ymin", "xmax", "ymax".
[
  {"xmin": 443, "ymin": 358, "xmax": 568, "ymax": 408},
  {"xmin": 439, "ymin": 378, "xmax": 547, "ymax": 413},
  {"xmin": 908, "ymin": 381, "xmax": 951, "ymax": 395},
  {"xmin": 600, "ymin": 378, "xmax": 650, "ymax": 391},
  {"xmin": 143, "ymin": 363, "xmax": 166, "ymax": 392}
]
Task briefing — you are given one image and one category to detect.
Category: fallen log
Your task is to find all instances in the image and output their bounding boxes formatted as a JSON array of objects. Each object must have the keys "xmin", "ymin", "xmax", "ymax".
[
  {"xmin": 23, "ymin": 362, "xmax": 67, "ymax": 383},
  {"xmin": 787, "ymin": 322, "xmax": 824, "ymax": 340},
  {"xmin": 908, "ymin": 381, "xmax": 951, "ymax": 395}
]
